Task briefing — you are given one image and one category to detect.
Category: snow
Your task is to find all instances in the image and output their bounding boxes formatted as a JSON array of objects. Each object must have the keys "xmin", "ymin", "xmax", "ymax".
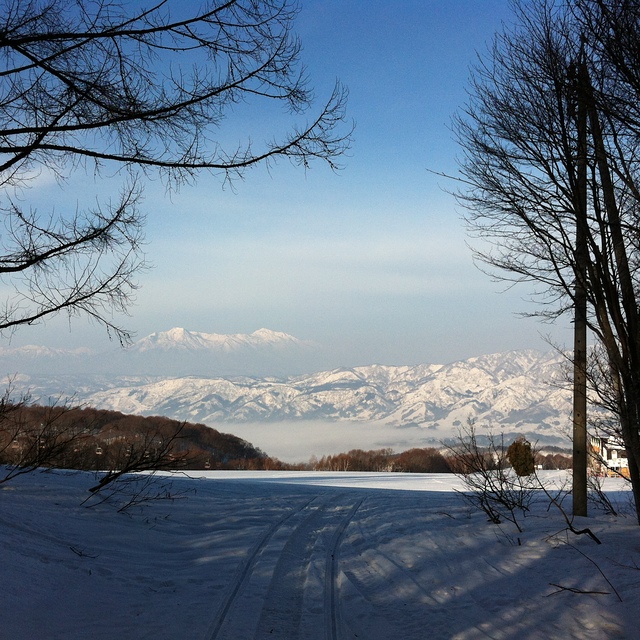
[
  {"xmin": 4, "ymin": 349, "xmax": 579, "ymax": 457},
  {"xmin": 132, "ymin": 327, "xmax": 309, "ymax": 353},
  {"xmin": 1, "ymin": 469, "xmax": 637, "ymax": 639}
]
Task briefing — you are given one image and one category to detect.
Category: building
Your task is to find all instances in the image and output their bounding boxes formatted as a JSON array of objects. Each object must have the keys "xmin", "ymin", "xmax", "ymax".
[{"xmin": 589, "ymin": 434, "xmax": 629, "ymax": 478}]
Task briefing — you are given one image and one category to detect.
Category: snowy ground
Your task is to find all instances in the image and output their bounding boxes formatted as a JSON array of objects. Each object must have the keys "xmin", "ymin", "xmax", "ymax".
[{"xmin": 1, "ymin": 469, "xmax": 638, "ymax": 639}]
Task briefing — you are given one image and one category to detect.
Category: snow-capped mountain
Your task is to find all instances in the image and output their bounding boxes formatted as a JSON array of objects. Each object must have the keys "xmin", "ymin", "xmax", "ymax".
[
  {"xmin": 8, "ymin": 349, "xmax": 576, "ymax": 446},
  {"xmin": 0, "ymin": 344, "xmax": 93, "ymax": 360},
  {"xmin": 131, "ymin": 327, "xmax": 308, "ymax": 353},
  {"xmin": 0, "ymin": 328, "xmax": 319, "ymax": 377}
]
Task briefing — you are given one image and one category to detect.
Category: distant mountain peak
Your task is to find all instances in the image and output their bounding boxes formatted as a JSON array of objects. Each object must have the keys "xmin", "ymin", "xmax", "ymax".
[
  {"xmin": 251, "ymin": 328, "xmax": 290, "ymax": 339},
  {"xmin": 129, "ymin": 327, "xmax": 308, "ymax": 353},
  {"xmin": 1, "ymin": 327, "xmax": 320, "ymax": 377},
  {"xmin": 132, "ymin": 327, "xmax": 205, "ymax": 352},
  {"xmin": 166, "ymin": 327, "xmax": 189, "ymax": 339},
  {"xmin": 252, "ymin": 328, "xmax": 278, "ymax": 336}
]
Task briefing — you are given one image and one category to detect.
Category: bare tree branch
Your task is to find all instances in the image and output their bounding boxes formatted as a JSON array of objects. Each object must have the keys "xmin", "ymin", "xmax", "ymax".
[{"xmin": 0, "ymin": 0, "xmax": 351, "ymax": 343}]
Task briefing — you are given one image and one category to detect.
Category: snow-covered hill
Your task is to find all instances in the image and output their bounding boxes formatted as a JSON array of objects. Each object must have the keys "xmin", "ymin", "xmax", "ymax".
[{"xmin": 8, "ymin": 349, "xmax": 575, "ymax": 446}]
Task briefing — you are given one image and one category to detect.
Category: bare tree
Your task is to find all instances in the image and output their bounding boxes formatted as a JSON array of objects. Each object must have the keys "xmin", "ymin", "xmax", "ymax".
[
  {"xmin": 0, "ymin": 399, "xmax": 226, "ymax": 497},
  {"xmin": 0, "ymin": 0, "xmax": 350, "ymax": 343},
  {"xmin": 86, "ymin": 420, "xmax": 188, "ymax": 494},
  {"xmin": 452, "ymin": 0, "xmax": 640, "ymax": 522},
  {"xmin": 0, "ymin": 391, "xmax": 89, "ymax": 483},
  {"xmin": 444, "ymin": 421, "xmax": 537, "ymax": 533}
]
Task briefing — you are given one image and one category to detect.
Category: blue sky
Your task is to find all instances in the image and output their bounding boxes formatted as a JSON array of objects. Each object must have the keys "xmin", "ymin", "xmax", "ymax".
[{"xmin": 6, "ymin": 1, "xmax": 573, "ymax": 366}]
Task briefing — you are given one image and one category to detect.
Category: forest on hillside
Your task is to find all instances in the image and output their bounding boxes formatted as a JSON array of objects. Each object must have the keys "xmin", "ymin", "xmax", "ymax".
[
  {"xmin": 0, "ymin": 404, "xmax": 266, "ymax": 477},
  {"xmin": 0, "ymin": 402, "xmax": 573, "ymax": 478}
]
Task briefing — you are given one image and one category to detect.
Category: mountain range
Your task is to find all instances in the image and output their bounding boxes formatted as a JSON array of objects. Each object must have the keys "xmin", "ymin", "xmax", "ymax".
[{"xmin": 2, "ymin": 329, "xmax": 578, "ymax": 448}]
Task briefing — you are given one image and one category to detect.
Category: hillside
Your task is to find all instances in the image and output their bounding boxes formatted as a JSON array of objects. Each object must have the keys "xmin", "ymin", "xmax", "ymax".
[{"xmin": 0, "ymin": 404, "xmax": 267, "ymax": 473}]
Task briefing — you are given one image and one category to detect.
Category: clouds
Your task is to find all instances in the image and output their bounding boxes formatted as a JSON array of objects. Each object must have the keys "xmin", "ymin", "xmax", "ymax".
[{"xmin": 144, "ymin": 209, "xmax": 472, "ymax": 308}]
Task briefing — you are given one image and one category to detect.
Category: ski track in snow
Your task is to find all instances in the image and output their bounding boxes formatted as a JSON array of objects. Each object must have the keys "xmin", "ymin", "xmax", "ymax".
[
  {"xmin": 325, "ymin": 498, "xmax": 363, "ymax": 640},
  {"xmin": 205, "ymin": 493, "xmax": 364, "ymax": 640},
  {"xmin": 1, "ymin": 470, "xmax": 637, "ymax": 639}
]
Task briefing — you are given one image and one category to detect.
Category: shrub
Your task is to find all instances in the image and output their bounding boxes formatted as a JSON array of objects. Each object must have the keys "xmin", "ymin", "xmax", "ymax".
[{"xmin": 507, "ymin": 437, "xmax": 535, "ymax": 476}]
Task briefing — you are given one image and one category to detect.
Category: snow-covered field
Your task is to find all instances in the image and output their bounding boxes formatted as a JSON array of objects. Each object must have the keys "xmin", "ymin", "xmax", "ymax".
[{"xmin": 1, "ymin": 469, "xmax": 638, "ymax": 639}]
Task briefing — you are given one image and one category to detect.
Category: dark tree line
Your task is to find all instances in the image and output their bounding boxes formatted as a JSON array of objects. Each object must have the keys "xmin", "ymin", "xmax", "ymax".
[
  {"xmin": 0, "ymin": 400, "xmax": 573, "ymax": 480},
  {"xmin": 307, "ymin": 446, "xmax": 569, "ymax": 474}
]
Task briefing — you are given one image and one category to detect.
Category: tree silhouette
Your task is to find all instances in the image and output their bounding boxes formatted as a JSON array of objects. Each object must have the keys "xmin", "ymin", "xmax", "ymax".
[{"xmin": 453, "ymin": 0, "xmax": 640, "ymax": 522}]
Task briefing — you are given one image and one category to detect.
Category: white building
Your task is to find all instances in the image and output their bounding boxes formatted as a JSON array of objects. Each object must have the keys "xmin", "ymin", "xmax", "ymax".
[{"xmin": 590, "ymin": 434, "xmax": 629, "ymax": 478}]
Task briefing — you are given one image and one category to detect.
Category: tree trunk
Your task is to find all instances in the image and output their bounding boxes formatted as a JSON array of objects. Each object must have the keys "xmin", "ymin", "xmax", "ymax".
[
  {"xmin": 586, "ymin": 67, "xmax": 640, "ymax": 522},
  {"xmin": 618, "ymin": 389, "xmax": 640, "ymax": 524},
  {"xmin": 572, "ymin": 60, "xmax": 589, "ymax": 517}
]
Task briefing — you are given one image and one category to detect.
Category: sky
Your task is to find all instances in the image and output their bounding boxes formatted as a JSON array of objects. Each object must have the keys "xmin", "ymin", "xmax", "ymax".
[{"xmin": 3, "ymin": 0, "xmax": 573, "ymax": 367}]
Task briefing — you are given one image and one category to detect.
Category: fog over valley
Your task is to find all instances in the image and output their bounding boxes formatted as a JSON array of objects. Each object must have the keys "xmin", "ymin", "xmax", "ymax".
[{"xmin": 3, "ymin": 328, "xmax": 575, "ymax": 462}]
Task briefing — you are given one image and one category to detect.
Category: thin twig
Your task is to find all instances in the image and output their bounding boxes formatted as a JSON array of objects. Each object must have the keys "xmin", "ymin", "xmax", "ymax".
[
  {"xmin": 547, "ymin": 583, "xmax": 610, "ymax": 596},
  {"xmin": 70, "ymin": 546, "xmax": 98, "ymax": 558},
  {"xmin": 565, "ymin": 541, "xmax": 623, "ymax": 602}
]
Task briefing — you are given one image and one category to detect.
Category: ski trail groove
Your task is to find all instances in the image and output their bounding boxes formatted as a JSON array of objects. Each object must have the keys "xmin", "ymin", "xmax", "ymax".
[
  {"xmin": 205, "ymin": 496, "xmax": 317, "ymax": 640},
  {"xmin": 251, "ymin": 497, "xmax": 334, "ymax": 639},
  {"xmin": 325, "ymin": 498, "xmax": 363, "ymax": 640}
]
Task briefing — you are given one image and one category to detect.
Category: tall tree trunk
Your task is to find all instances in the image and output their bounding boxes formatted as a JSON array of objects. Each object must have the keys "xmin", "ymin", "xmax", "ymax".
[{"xmin": 572, "ymin": 60, "xmax": 589, "ymax": 517}]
